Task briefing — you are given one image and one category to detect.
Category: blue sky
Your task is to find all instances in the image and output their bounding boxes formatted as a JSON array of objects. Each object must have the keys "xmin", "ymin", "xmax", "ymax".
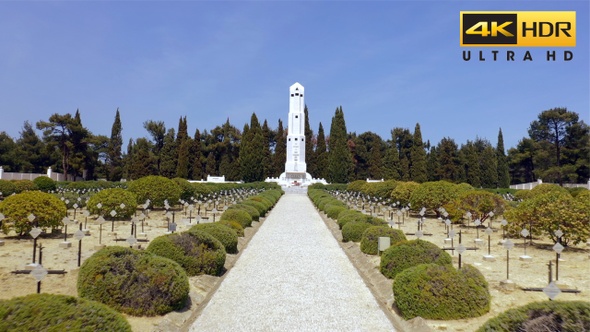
[{"xmin": 0, "ymin": 1, "xmax": 587, "ymax": 152}]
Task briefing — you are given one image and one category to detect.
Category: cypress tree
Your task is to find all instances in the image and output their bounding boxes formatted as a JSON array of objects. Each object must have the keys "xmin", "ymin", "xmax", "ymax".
[
  {"xmin": 327, "ymin": 106, "xmax": 352, "ymax": 183},
  {"xmin": 314, "ymin": 122, "xmax": 328, "ymax": 179},
  {"xmin": 496, "ymin": 128, "xmax": 510, "ymax": 187},
  {"xmin": 382, "ymin": 139, "xmax": 401, "ymax": 180},
  {"xmin": 427, "ymin": 145, "xmax": 440, "ymax": 181},
  {"xmin": 461, "ymin": 141, "xmax": 481, "ymax": 187},
  {"xmin": 261, "ymin": 120, "xmax": 272, "ymax": 179},
  {"xmin": 159, "ymin": 128, "xmax": 177, "ymax": 178},
  {"xmin": 240, "ymin": 113, "xmax": 265, "ymax": 182},
  {"xmin": 176, "ymin": 116, "xmax": 190, "ymax": 178},
  {"xmin": 392, "ymin": 128, "xmax": 412, "ymax": 180},
  {"xmin": 368, "ymin": 133, "xmax": 384, "ymax": 179},
  {"xmin": 190, "ymin": 129, "xmax": 203, "ymax": 180},
  {"xmin": 480, "ymin": 142, "xmax": 498, "ymax": 188},
  {"xmin": 107, "ymin": 109, "xmax": 123, "ymax": 181},
  {"xmin": 409, "ymin": 123, "xmax": 428, "ymax": 182},
  {"xmin": 304, "ymin": 105, "xmax": 315, "ymax": 173},
  {"xmin": 272, "ymin": 119, "xmax": 286, "ymax": 177},
  {"xmin": 129, "ymin": 138, "xmax": 156, "ymax": 180}
]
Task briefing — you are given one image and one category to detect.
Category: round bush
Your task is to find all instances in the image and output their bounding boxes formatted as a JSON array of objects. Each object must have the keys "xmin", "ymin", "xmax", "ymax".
[
  {"xmin": 219, "ymin": 220, "xmax": 245, "ymax": 237},
  {"xmin": 127, "ymin": 175, "xmax": 181, "ymax": 208},
  {"xmin": 146, "ymin": 230, "xmax": 226, "ymax": 276},
  {"xmin": 325, "ymin": 204, "xmax": 347, "ymax": 220},
  {"xmin": 380, "ymin": 239, "xmax": 452, "ymax": 279},
  {"xmin": 393, "ymin": 263, "xmax": 490, "ymax": 320},
  {"xmin": 231, "ymin": 203, "xmax": 260, "ymax": 221},
  {"xmin": 0, "ymin": 191, "xmax": 66, "ymax": 236},
  {"xmin": 77, "ymin": 246, "xmax": 189, "ymax": 316},
  {"xmin": 360, "ymin": 226, "xmax": 407, "ymax": 255},
  {"xmin": 241, "ymin": 199, "xmax": 267, "ymax": 215},
  {"xmin": 190, "ymin": 223, "xmax": 239, "ymax": 254},
  {"xmin": 33, "ymin": 176, "xmax": 56, "ymax": 192},
  {"xmin": 476, "ymin": 300, "xmax": 590, "ymax": 332},
  {"xmin": 86, "ymin": 188, "xmax": 137, "ymax": 219},
  {"xmin": 341, "ymin": 221, "xmax": 372, "ymax": 242},
  {"xmin": 0, "ymin": 179, "xmax": 17, "ymax": 196},
  {"xmin": 337, "ymin": 210, "xmax": 368, "ymax": 229},
  {"xmin": 220, "ymin": 208, "xmax": 253, "ymax": 228},
  {"xmin": 12, "ymin": 180, "xmax": 37, "ymax": 193},
  {"xmin": 173, "ymin": 178, "xmax": 195, "ymax": 201},
  {"xmin": 0, "ymin": 293, "xmax": 131, "ymax": 331}
]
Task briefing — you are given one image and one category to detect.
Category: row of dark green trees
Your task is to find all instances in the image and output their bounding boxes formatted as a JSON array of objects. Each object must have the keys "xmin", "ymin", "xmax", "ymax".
[{"xmin": 0, "ymin": 107, "xmax": 587, "ymax": 186}]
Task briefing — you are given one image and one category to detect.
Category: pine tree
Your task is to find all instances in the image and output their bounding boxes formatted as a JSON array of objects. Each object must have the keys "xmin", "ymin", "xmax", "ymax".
[
  {"xmin": 327, "ymin": 106, "xmax": 352, "ymax": 183},
  {"xmin": 436, "ymin": 137, "xmax": 462, "ymax": 182},
  {"xmin": 129, "ymin": 138, "xmax": 156, "ymax": 180},
  {"xmin": 496, "ymin": 128, "xmax": 510, "ymax": 187},
  {"xmin": 16, "ymin": 121, "xmax": 47, "ymax": 173},
  {"xmin": 107, "ymin": 109, "xmax": 123, "ymax": 181},
  {"xmin": 272, "ymin": 119, "xmax": 286, "ymax": 177},
  {"xmin": 409, "ymin": 123, "xmax": 428, "ymax": 182},
  {"xmin": 205, "ymin": 151, "xmax": 216, "ymax": 176},
  {"xmin": 314, "ymin": 122, "xmax": 328, "ymax": 179},
  {"xmin": 143, "ymin": 120, "xmax": 166, "ymax": 174}
]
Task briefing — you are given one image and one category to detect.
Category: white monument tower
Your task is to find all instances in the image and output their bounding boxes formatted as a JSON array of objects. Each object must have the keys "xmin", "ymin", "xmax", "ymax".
[{"xmin": 278, "ymin": 82, "xmax": 313, "ymax": 186}]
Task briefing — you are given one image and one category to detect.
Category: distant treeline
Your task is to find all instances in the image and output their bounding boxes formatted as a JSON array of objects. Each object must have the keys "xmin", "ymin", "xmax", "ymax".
[{"xmin": 0, "ymin": 106, "xmax": 587, "ymax": 187}]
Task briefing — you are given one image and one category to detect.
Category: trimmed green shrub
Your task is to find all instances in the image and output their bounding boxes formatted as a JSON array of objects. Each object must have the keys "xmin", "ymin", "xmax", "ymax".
[
  {"xmin": 0, "ymin": 191, "xmax": 66, "ymax": 235},
  {"xmin": 220, "ymin": 208, "xmax": 253, "ymax": 228},
  {"xmin": 232, "ymin": 203, "xmax": 260, "ymax": 221},
  {"xmin": 127, "ymin": 175, "xmax": 181, "ymax": 208},
  {"xmin": 342, "ymin": 221, "xmax": 372, "ymax": 242},
  {"xmin": 11, "ymin": 180, "xmax": 37, "ymax": 193},
  {"xmin": 190, "ymin": 223, "xmax": 239, "ymax": 254},
  {"xmin": 380, "ymin": 239, "xmax": 452, "ymax": 279},
  {"xmin": 337, "ymin": 210, "xmax": 368, "ymax": 229},
  {"xmin": 360, "ymin": 226, "xmax": 407, "ymax": 255},
  {"xmin": 191, "ymin": 183, "xmax": 212, "ymax": 197},
  {"xmin": 0, "ymin": 179, "xmax": 17, "ymax": 196},
  {"xmin": 173, "ymin": 178, "xmax": 195, "ymax": 201},
  {"xmin": 325, "ymin": 204, "xmax": 347, "ymax": 220},
  {"xmin": 147, "ymin": 230, "xmax": 226, "ymax": 276},
  {"xmin": 242, "ymin": 198, "xmax": 270, "ymax": 215},
  {"xmin": 218, "ymin": 220, "xmax": 245, "ymax": 237},
  {"xmin": 0, "ymin": 293, "xmax": 132, "ymax": 331},
  {"xmin": 476, "ymin": 300, "xmax": 590, "ymax": 332},
  {"xmin": 33, "ymin": 176, "xmax": 56, "ymax": 192},
  {"xmin": 393, "ymin": 263, "xmax": 490, "ymax": 320},
  {"xmin": 78, "ymin": 246, "xmax": 189, "ymax": 316},
  {"xmin": 86, "ymin": 188, "xmax": 137, "ymax": 219}
]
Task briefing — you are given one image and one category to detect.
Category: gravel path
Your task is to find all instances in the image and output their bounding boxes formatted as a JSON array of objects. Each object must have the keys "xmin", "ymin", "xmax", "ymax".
[{"xmin": 189, "ymin": 191, "xmax": 395, "ymax": 332}]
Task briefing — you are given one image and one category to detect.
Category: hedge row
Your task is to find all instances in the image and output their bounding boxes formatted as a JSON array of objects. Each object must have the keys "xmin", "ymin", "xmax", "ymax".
[{"xmin": 309, "ymin": 188, "xmax": 491, "ymax": 322}]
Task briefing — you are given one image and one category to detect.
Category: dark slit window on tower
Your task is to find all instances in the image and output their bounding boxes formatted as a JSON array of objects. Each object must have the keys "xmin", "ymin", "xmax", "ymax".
[
  {"xmin": 300, "ymin": 94, "xmax": 303, "ymax": 97},
  {"xmin": 290, "ymin": 94, "xmax": 294, "ymax": 97},
  {"xmin": 295, "ymin": 93, "xmax": 299, "ymax": 96},
  {"xmin": 288, "ymin": 138, "xmax": 291, "ymax": 141},
  {"xmin": 295, "ymin": 115, "xmax": 298, "ymax": 118},
  {"xmin": 295, "ymin": 138, "xmax": 298, "ymax": 141}
]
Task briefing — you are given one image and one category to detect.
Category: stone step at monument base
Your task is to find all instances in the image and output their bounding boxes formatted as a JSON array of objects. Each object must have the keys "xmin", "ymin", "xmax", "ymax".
[{"xmin": 519, "ymin": 255, "xmax": 533, "ymax": 261}]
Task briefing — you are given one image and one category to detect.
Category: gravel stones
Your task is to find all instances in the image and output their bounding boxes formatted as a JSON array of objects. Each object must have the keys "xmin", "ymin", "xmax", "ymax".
[{"xmin": 190, "ymin": 192, "xmax": 394, "ymax": 331}]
